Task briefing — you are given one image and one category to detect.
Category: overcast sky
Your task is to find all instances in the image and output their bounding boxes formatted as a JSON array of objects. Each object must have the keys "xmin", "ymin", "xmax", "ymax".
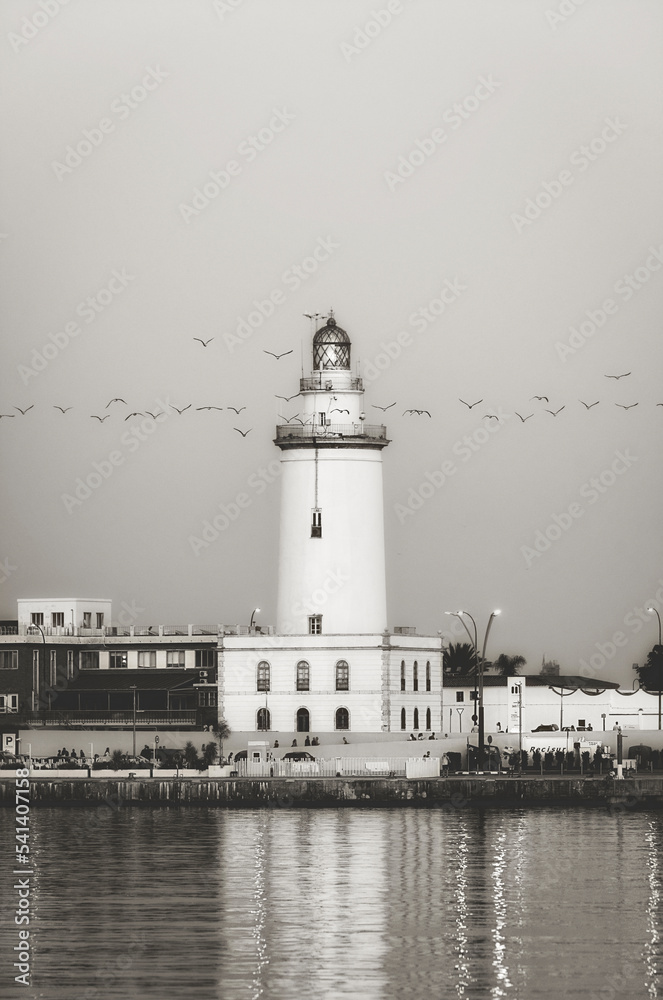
[{"xmin": 1, "ymin": 0, "xmax": 662, "ymax": 683}]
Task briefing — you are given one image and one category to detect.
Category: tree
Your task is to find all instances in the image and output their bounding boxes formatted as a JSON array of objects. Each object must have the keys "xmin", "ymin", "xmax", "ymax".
[
  {"xmin": 634, "ymin": 645, "xmax": 663, "ymax": 728},
  {"xmin": 442, "ymin": 642, "xmax": 478, "ymax": 677},
  {"xmin": 201, "ymin": 741, "xmax": 219, "ymax": 768},
  {"xmin": 493, "ymin": 653, "xmax": 527, "ymax": 677},
  {"xmin": 184, "ymin": 741, "xmax": 200, "ymax": 769},
  {"xmin": 210, "ymin": 719, "xmax": 231, "ymax": 762}
]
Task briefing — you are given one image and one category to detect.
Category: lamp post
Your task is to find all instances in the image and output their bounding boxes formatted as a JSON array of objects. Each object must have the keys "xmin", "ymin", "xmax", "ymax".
[
  {"xmin": 479, "ymin": 611, "xmax": 501, "ymax": 770},
  {"xmin": 249, "ymin": 607, "xmax": 261, "ymax": 632},
  {"xmin": 646, "ymin": 608, "xmax": 662, "ymax": 729},
  {"xmin": 130, "ymin": 685, "xmax": 137, "ymax": 757},
  {"xmin": 27, "ymin": 622, "xmax": 47, "ymax": 713},
  {"xmin": 444, "ymin": 610, "xmax": 479, "ymax": 737}
]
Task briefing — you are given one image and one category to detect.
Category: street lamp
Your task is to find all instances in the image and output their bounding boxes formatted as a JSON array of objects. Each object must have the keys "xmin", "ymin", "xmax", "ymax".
[
  {"xmin": 444, "ymin": 610, "xmax": 479, "ymax": 733},
  {"xmin": 647, "ymin": 607, "xmax": 662, "ymax": 646},
  {"xmin": 479, "ymin": 611, "xmax": 501, "ymax": 770},
  {"xmin": 249, "ymin": 608, "xmax": 261, "ymax": 631},
  {"xmin": 130, "ymin": 685, "xmax": 137, "ymax": 757}
]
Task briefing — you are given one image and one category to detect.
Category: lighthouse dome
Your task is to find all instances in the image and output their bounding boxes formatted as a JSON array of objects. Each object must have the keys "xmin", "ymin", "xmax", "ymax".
[{"xmin": 313, "ymin": 316, "xmax": 351, "ymax": 370}]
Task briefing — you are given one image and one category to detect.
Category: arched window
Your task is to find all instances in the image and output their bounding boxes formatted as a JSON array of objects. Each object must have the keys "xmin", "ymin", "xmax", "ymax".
[
  {"xmin": 335, "ymin": 707, "xmax": 349, "ymax": 730},
  {"xmin": 257, "ymin": 707, "xmax": 271, "ymax": 731},
  {"xmin": 400, "ymin": 707, "xmax": 406, "ymax": 730},
  {"xmin": 296, "ymin": 660, "xmax": 310, "ymax": 692},
  {"xmin": 400, "ymin": 660, "xmax": 406, "ymax": 692},
  {"xmin": 413, "ymin": 661, "xmax": 418, "ymax": 692},
  {"xmin": 426, "ymin": 707, "xmax": 431, "ymax": 731},
  {"xmin": 296, "ymin": 707, "xmax": 310, "ymax": 732},
  {"xmin": 257, "ymin": 661, "xmax": 270, "ymax": 692},
  {"xmin": 413, "ymin": 707, "xmax": 419, "ymax": 730},
  {"xmin": 426, "ymin": 661, "xmax": 431, "ymax": 692},
  {"xmin": 335, "ymin": 660, "xmax": 349, "ymax": 691}
]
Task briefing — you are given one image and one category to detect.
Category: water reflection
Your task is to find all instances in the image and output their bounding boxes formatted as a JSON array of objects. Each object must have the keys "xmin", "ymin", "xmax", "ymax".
[{"xmin": 0, "ymin": 806, "xmax": 661, "ymax": 999}]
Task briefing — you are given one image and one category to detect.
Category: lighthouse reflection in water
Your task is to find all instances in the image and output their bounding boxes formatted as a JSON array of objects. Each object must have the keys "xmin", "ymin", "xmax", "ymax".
[{"xmin": 3, "ymin": 806, "xmax": 661, "ymax": 999}]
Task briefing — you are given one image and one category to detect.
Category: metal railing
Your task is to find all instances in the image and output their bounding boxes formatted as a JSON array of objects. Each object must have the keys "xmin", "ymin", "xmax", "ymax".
[
  {"xmin": 275, "ymin": 423, "xmax": 387, "ymax": 441},
  {"xmin": 299, "ymin": 376, "xmax": 363, "ymax": 391},
  {"xmin": 6, "ymin": 624, "xmax": 221, "ymax": 638},
  {"xmin": 24, "ymin": 710, "xmax": 198, "ymax": 725},
  {"xmin": 232, "ymin": 757, "xmax": 416, "ymax": 778}
]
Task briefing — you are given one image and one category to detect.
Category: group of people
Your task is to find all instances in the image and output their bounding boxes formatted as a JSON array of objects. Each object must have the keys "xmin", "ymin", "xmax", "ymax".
[
  {"xmin": 289, "ymin": 736, "xmax": 321, "ymax": 747},
  {"xmin": 407, "ymin": 733, "xmax": 438, "ymax": 741}
]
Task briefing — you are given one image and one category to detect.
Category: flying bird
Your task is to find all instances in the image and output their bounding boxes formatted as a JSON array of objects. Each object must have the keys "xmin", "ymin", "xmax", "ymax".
[
  {"xmin": 579, "ymin": 400, "xmax": 600, "ymax": 409},
  {"xmin": 227, "ymin": 406, "xmax": 246, "ymax": 414},
  {"xmin": 275, "ymin": 393, "xmax": 300, "ymax": 403},
  {"xmin": 196, "ymin": 406, "xmax": 224, "ymax": 411},
  {"xmin": 403, "ymin": 409, "xmax": 431, "ymax": 417},
  {"xmin": 233, "ymin": 427, "xmax": 252, "ymax": 437},
  {"xmin": 145, "ymin": 412, "xmax": 163, "ymax": 420},
  {"xmin": 303, "ymin": 312, "xmax": 322, "ymax": 320},
  {"xmin": 615, "ymin": 403, "xmax": 638, "ymax": 410},
  {"xmin": 531, "ymin": 396, "xmax": 549, "ymax": 402},
  {"xmin": 90, "ymin": 415, "xmax": 110, "ymax": 422},
  {"xmin": 263, "ymin": 350, "xmax": 293, "ymax": 360},
  {"xmin": 279, "ymin": 414, "xmax": 300, "ymax": 423},
  {"xmin": 124, "ymin": 412, "xmax": 144, "ymax": 421},
  {"xmin": 545, "ymin": 407, "xmax": 565, "ymax": 416},
  {"xmin": 170, "ymin": 404, "xmax": 192, "ymax": 414},
  {"xmin": 459, "ymin": 399, "xmax": 483, "ymax": 409},
  {"xmin": 193, "ymin": 338, "xmax": 214, "ymax": 347},
  {"xmin": 14, "ymin": 405, "xmax": 34, "ymax": 415},
  {"xmin": 330, "ymin": 408, "xmax": 350, "ymax": 416},
  {"xmin": 372, "ymin": 402, "xmax": 397, "ymax": 412},
  {"xmin": 515, "ymin": 413, "xmax": 533, "ymax": 422},
  {"xmin": 53, "ymin": 406, "xmax": 73, "ymax": 413},
  {"xmin": 605, "ymin": 373, "xmax": 631, "ymax": 380},
  {"xmin": 0, "ymin": 413, "xmax": 15, "ymax": 418},
  {"xmin": 105, "ymin": 398, "xmax": 126, "ymax": 407},
  {"xmin": 483, "ymin": 414, "xmax": 500, "ymax": 420}
]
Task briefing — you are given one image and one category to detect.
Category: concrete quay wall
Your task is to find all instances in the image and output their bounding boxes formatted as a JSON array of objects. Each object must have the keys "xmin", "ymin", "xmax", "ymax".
[{"xmin": 2, "ymin": 776, "xmax": 663, "ymax": 808}]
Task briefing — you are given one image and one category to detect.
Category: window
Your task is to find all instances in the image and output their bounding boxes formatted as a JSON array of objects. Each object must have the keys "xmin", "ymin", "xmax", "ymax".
[
  {"xmin": 296, "ymin": 660, "xmax": 310, "ymax": 692},
  {"xmin": 400, "ymin": 660, "xmax": 406, "ymax": 692},
  {"xmin": 0, "ymin": 651, "xmax": 18, "ymax": 669},
  {"xmin": 470, "ymin": 690, "xmax": 478, "ymax": 701},
  {"xmin": 456, "ymin": 691, "xmax": 464, "ymax": 702},
  {"xmin": 257, "ymin": 661, "xmax": 270, "ymax": 692},
  {"xmin": 413, "ymin": 707, "xmax": 419, "ymax": 729},
  {"xmin": 0, "ymin": 694, "xmax": 18, "ymax": 713},
  {"xmin": 400, "ymin": 707, "xmax": 406, "ymax": 730},
  {"xmin": 335, "ymin": 707, "xmax": 349, "ymax": 730},
  {"xmin": 109, "ymin": 652, "xmax": 128, "ymax": 669},
  {"xmin": 578, "ymin": 718, "xmax": 585, "ymax": 728},
  {"xmin": 138, "ymin": 651, "xmax": 156, "ymax": 668},
  {"xmin": 257, "ymin": 707, "xmax": 271, "ymax": 731},
  {"xmin": 335, "ymin": 660, "xmax": 349, "ymax": 691},
  {"xmin": 96, "ymin": 613, "xmax": 104, "ymax": 628},
  {"xmin": 80, "ymin": 651, "xmax": 99, "ymax": 670},
  {"xmin": 296, "ymin": 707, "xmax": 310, "ymax": 732},
  {"xmin": 50, "ymin": 650, "xmax": 57, "ymax": 687},
  {"xmin": 82, "ymin": 612, "xmax": 91, "ymax": 628},
  {"xmin": 166, "ymin": 650, "xmax": 185, "ymax": 668},
  {"xmin": 195, "ymin": 649, "xmax": 214, "ymax": 668},
  {"xmin": 31, "ymin": 613, "xmax": 44, "ymax": 626},
  {"xmin": 426, "ymin": 661, "xmax": 431, "ymax": 692},
  {"xmin": 511, "ymin": 685, "xmax": 519, "ymax": 695},
  {"xmin": 311, "ymin": 508, "xmax": 322, "ymax": 538},
  {"xmin": 318, "ymin": 411, "xmax": 326, "ymax": 426},
  {"xmin": 52, "ymin": 612, "xmax": 64, "ymax": 627},
  {"xmin": 413, "ymin": 661, "xmax": 418, "ymax": 692},
  {"xmin": 67, "ymin": 650, "xmax": 74, "ymax": 680},
  {"xmin": 198, "ymin": 689, "xmax": 217, "ymax": 707},
  {"xmin": 426, "ymin": 707, "xmax": 431, "ymax": 731},
  {"xmin": 308, "ymin": 615, "xmax": 322, "ymax": 635}
]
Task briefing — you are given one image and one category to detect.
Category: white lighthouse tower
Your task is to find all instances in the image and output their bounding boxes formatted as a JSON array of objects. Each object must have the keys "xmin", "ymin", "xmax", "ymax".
[{"xmin": 274, "ymin": 314, "xmax": 389, "ymax": 635}]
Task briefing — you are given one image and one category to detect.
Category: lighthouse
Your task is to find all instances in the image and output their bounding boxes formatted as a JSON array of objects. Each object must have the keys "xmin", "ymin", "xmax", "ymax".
[{"xmin": 274, "ymin": 314, "xmax": 390, "ymax": 635}]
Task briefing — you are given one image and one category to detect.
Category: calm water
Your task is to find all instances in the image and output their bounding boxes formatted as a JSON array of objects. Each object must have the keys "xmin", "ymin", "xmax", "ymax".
[{"xmin": 1, "ymin": 804, "xmax": 662, "ymax": 999}]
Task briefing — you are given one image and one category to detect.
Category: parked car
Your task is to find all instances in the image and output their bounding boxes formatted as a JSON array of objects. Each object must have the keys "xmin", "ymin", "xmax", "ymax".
[
  {"xmin": 532, "ymin": 724, "xmax": 559, "ymax": 732},
  {"xmin": 283, "ymin": 750, "xmax": 316, "ymax": 761}
]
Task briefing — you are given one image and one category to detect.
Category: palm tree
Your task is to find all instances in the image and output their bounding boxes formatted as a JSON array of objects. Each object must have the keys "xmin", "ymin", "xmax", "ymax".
[
  {"xmin": 634, "ymin": 645, "xmax": 663, "ymax": 729},
  {"xmin": 443, "ymin": 642, "xmax": 478, "ymax": 677},
  {"xmin": 493, "ymin": 653, "xmax": 527, "ymax": 677},
  {"xmin": 210, "ymin": 719, "xmax": 232, "ymax": 762}
]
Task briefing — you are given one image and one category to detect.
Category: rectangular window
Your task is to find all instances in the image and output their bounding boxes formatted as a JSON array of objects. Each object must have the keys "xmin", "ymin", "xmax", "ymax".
[
  {"xmin": 109, "ymin": 651, "xmax": 128, "ymax": 669},
  {"xmin": 82, "ymin": 612, "xmax": 91, "ymax": 628},
  {"xmin": 426, "ymin": 662, "xmax": 431, "ymax": 692},
  {"xmin": 52, "ymin": 612, "xmax": 64, "ymax": 627},
  {"xmin": 31, "ymin": 612, "xmax": 44, "ymax": 626},
  {"xmin": 138, "ymin": 650, "xmax": 157, "ymax": 668},
  {"xmin": 400, "ymin": 662, "xmax": 405, "ymax": 692},
  {"xmin": 195, "ymin": 649, "xmax": 214, "ymax": 668},
  {"xmin": 318, "ymin": 412, "xmax": 326, "ymax": 426},
  {"xmin": 0, "ymin": 650, "xmax": 18, "ymax": 669},
  {"xmin": 308, "ymin": 615, "xmax": 322, "ymax": 635},
  {"xmin": 50, "ymin": 650, "xmax": 57, "ymax": 687},
  {"xmin": 470, "ymin": 690, "xmax": 478, "ymax": 701},
  {"xmin": 257, "ymin": 662, "xmax": 270, "ymax": 692},
  {"xmin": 80, "ymin": 651, "xmax": 99, "ymax": 670},
  {"xmin": 0, "ymin": 694, "xmax": 19, "ymax": 713},
  {"xmin": 96, "ymin": 612, "xmax": 104, "ymax": 628},
  {"xmin": 166, "ymin": 650, "xmax": 185, "ymax": 668},
  {"xmin": 198, "ymin": 689, "xmax": 216, "ymax": 707},
  {"xmin": 456, "ymin": 691, "xmax": 464, "ymax": 702},
  {"xmin": 67, "ymin": 650, "xmax": 74, "ymax": 680},
  {"xmin": 413, "ymin": 662, "xmax": 418, "ymax": 692},
  {"xmin": 311, "ymin": 508, "xmax": 322, "ymax": 538}
]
